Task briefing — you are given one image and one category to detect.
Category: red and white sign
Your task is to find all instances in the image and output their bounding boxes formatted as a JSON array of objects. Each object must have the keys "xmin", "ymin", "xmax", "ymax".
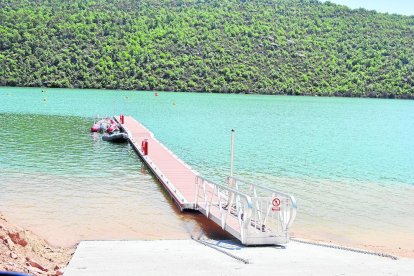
[{"xmin": 272, "ymin": 197, "xmax": 281, "ymax": 211}]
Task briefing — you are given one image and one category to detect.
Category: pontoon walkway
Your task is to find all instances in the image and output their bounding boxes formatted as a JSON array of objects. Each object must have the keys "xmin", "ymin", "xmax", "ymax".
[
  {"xmin": 115, "ymin": 115, "xmax": 197, "ymax": 210},
  {"xmin": 115, "ymin": 116, "xmax": 297, "ymax": 245}
]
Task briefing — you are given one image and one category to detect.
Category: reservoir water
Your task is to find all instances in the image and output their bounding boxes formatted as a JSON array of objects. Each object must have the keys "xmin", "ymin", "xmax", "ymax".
[{"xmin": 1, "ymin": 87, "xmax": 413, "ymax": 256}]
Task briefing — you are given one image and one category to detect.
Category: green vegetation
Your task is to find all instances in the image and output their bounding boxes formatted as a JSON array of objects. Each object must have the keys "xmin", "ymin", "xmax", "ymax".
[{"xmin": 0, "ymin": 0, "xmax": 413, "ymax": 98}]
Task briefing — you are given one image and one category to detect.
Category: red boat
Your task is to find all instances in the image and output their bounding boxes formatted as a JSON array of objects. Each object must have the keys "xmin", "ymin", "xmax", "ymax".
[{"xmin": 90, "ymin": 118, "xmax": 118, "ymax": 133}]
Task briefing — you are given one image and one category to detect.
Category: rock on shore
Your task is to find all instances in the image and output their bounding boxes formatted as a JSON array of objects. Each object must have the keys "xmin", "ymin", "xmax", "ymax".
[{"xmin": 0, "ymin": 212, "xmax": 74, "ymax": 275}]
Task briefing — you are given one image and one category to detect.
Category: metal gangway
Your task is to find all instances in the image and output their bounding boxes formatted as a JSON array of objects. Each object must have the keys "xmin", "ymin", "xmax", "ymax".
[{"xmin": 195, "ymin": 176, "xmax": 297, "ymax": 245}]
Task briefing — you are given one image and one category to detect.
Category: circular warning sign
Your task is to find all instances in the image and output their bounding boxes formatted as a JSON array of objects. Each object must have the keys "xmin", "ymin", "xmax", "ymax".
[{"xmin": 272, "ymin": 197, "xmax": 281, "ymax": 211}]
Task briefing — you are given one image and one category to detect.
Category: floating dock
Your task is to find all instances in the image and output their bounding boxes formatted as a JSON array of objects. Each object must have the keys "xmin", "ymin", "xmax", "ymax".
[
  {"xmin": 115, "ymin": 115, "xmax": 198, "ymax": 210},
  {"xmin": 115, "ymin": 116, "xmax": 297, "ymax": 245}
]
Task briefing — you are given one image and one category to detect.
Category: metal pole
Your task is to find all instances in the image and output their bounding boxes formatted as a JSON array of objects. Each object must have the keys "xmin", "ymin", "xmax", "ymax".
[
  {"xmin": 113, "ymin": 98, "xmax": 116, "ymax": 116},
  {"xmin": 230, "ymin": 129, "xmax": 235, "ymax": 177}
]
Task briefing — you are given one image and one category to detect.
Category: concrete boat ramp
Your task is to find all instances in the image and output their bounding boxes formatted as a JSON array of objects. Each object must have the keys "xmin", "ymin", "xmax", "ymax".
[{"xmin": 65, "ymin": 239, "xmax": 413, "ymax": 275}]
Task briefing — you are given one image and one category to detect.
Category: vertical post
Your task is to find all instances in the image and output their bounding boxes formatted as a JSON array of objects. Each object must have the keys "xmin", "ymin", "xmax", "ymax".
[{"xmin": 230, "ymin": 129, "xmax": 235, "ymax": 177}]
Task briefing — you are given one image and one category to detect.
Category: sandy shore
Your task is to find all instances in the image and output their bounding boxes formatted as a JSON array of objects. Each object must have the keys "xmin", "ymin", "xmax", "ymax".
[
  {"xmin": 1, "ymin": 211, "xmax": 412, "ymax": 275},
  {"xmin": 0, "ymin": 212, "xmax": 74, "ymax": 275}
]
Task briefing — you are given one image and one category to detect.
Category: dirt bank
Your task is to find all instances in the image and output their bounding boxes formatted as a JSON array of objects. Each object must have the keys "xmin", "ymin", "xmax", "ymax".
[{"xmin": 0, "ymin": 212, "xmax": 74, "ymax": 275}]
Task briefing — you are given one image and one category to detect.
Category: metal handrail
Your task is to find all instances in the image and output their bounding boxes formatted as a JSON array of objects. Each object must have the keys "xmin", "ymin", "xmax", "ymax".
[
  {"xmin": 227, "ymin": 176, "xmax": 297, "ymax": 232},
  {"xmin": 227, "ymin": 176, "xmax": 296, "ymax": 200},
  {"xmin": 195, "ymin": 175, "xmax": 254, "ymax": 243},
  {"xmin": 195, "ymin": 175, "xmax": 253, "ymax": 208},
  {"xmin": 194, "ymin": 175, "xmax": 297, "ymax": 245}
]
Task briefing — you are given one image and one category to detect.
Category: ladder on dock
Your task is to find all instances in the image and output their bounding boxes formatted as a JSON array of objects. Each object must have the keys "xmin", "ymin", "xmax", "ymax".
[{"xmin": 116, "ymin": 116, "xmax": 297, "ymax": 245}]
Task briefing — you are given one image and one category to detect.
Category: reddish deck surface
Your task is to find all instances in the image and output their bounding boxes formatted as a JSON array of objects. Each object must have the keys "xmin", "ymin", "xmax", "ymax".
[
  {"xmin": 110, "ymin": 117, "xmax": 293, "ymax": 244},
  {"xmin": 116, "ymin": 116, "xmax": 198, "ymax": 209},
  {"xmin": 115, "ymin": 116, "xmax": 243, "ymax": 240}
]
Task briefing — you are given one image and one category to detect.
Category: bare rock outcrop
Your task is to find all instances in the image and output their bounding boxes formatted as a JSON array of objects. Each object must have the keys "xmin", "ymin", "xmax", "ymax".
[{"xmin": 0, "ymin": 212, "xmax": 75, "ymax": 275}]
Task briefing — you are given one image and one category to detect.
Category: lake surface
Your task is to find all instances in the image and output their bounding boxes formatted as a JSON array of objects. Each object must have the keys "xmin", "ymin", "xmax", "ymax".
[{"xmin": 1, "ymin": 87, "xmax": 413, "ymax": 256}]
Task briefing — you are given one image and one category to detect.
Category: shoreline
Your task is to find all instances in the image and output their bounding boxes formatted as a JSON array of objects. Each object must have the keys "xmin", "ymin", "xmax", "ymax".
[
  {"xmin": 1, "ymin": 212, "xmax": 412, "ymax": 275},
  {"xmin": 2, "ymin": 86, "xmax": 414, "ymax": 100},
  {"xmin": 23, "ymin": 215, "xmax": 414, "ymax": 259},
  {"xmin": 7, "ymin": 212, "xmax": 413, "ymax": 259}
]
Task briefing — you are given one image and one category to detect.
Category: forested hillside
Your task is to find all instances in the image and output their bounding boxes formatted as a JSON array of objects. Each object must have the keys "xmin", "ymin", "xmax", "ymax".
[{"xmin": 1, "ymin": 0, "xmax": 413, "ymax": 98}]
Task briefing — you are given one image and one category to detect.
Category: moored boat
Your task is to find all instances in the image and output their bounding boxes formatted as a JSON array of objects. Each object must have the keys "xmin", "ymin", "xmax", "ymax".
[
  {"xmin": 91, "ymin": 118, "xmax": 120, "ymax": 133},
  {"xmin": 102, "ymin": 132, "xmax": 128, "ymax": 143},
  {"xmin": 91, "ymin": 119, "xmax": 107, "ymax": 132},
  {"xmin": 106, "ymin": 123, "xmax": 119, "ymax": 133}
]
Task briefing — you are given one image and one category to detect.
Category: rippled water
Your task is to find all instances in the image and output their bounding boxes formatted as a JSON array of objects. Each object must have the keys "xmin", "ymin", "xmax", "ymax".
[
  {"xmin": 0, "ymin": 113, "xmax": 227, "ymax": 246},
  {"xmin": 0, "ymin": 87, "xmax": 413, "ymax": 255}
]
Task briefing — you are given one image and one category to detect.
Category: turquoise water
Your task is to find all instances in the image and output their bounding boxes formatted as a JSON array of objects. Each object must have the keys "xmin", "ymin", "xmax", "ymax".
[{"xmin": 1, "ymin": 87, "xmax": 413, "ymax": 254}]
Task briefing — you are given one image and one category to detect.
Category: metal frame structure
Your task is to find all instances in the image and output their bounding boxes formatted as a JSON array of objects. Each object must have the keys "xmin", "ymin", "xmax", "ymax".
[
  {"xmin": 227, "ymin": 176, "xmax": 297, "ymax": 244},
  {"xmin": 195, "ymin": 175, "xmax": 297, "ymax": 245}
]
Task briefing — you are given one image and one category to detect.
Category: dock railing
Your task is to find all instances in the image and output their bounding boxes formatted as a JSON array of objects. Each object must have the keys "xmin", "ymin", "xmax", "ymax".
[
  {"xmin": 195, "ymin": 175, "xmax": 253, "ymax": 244},
  {"xmin": 227, "ymin": 176, "xmax": 297, "ymax": 245},
  {"xmin": 194, "ymin": 175, "xmax": 297, "ymax": 245}
]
